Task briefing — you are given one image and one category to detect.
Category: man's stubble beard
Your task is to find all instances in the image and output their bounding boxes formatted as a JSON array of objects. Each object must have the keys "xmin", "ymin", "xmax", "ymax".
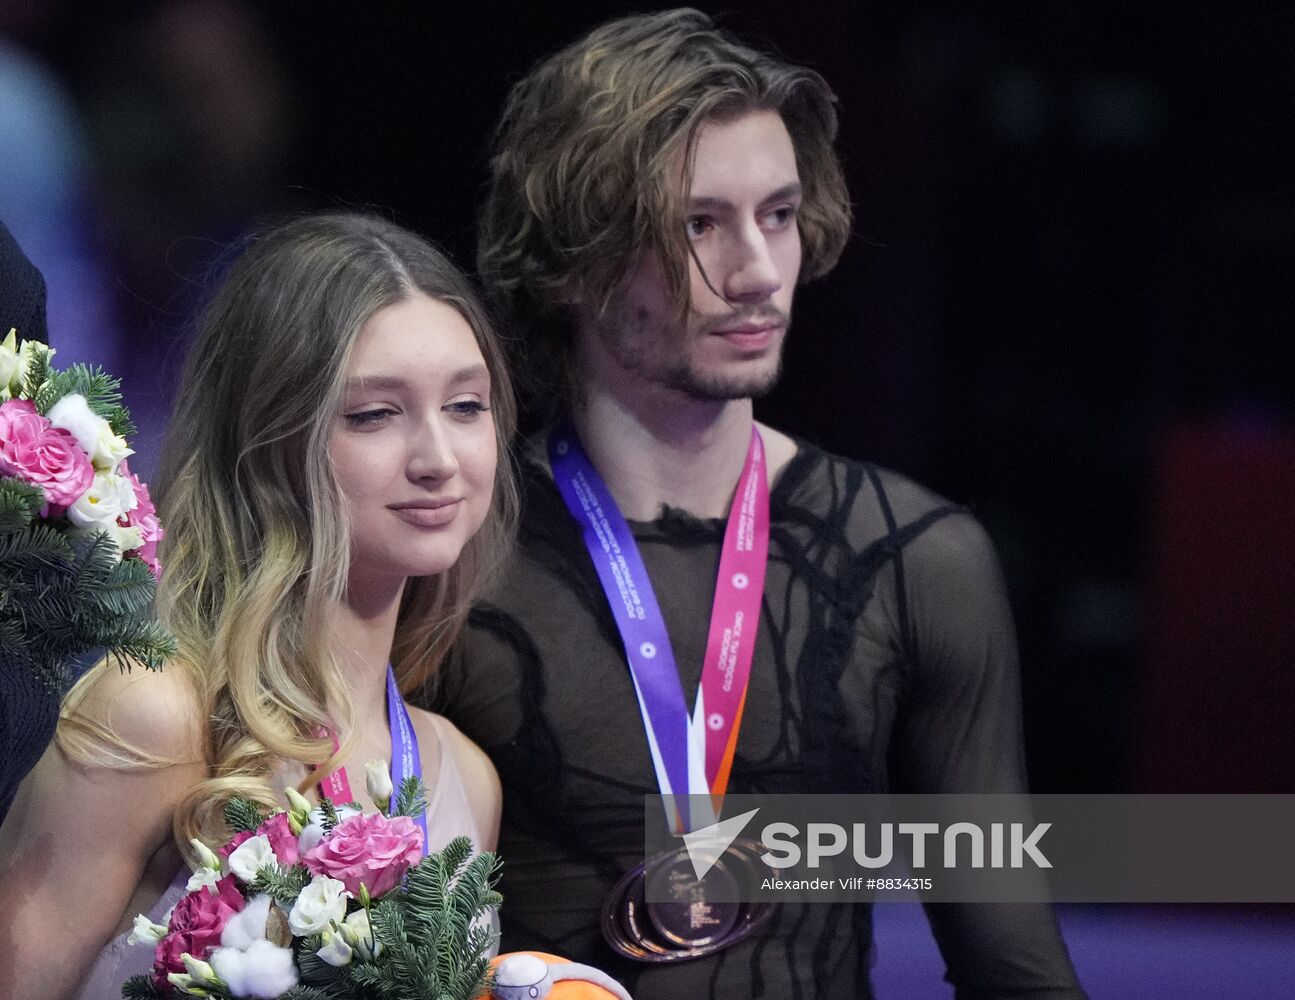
[{"xmin": 597, "ymin": 303, "xmax": 790, "ymax": 403}]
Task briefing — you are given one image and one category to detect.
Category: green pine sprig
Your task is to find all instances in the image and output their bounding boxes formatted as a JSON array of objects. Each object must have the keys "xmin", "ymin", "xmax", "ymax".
[
  {"xmin": 248, "ymin": 862, "xmax": 312, "ymax": 906},
  {"xmin": 391, "ymin": 775, "xmax": 428, "ymax": 820},
  {"xmin": 224, "ymin": 796, "xmax": 270, "ymax": 834}
]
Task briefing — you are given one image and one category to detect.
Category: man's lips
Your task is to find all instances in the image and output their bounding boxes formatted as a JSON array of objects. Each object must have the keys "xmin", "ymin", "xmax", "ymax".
[
  {"xmin": 388, "ymin": 498, "xmax": 462, "ymax": 527},
  {"xmin": 712, "ymin": 322, "xmax": 783, "ymax": 349}
]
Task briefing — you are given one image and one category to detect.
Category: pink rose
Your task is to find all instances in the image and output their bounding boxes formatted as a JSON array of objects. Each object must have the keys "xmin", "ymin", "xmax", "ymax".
[
  {"xmin": 0, "ymin": 398, "xmax": 94, "ymax": 511},
  {"xmin": 217, "ymin": 829, "xmax": 254, "ymax": 861},
  {"xmin": 301, "ymin": 812, "xmax": 423, "ymax": 899},
  {"xmin": 254, "ymin": 811, "xmax": 300, "ymax": 867},
  {"xmin": 118, "ymin": 459, "xmax": 164, "ymax": 579},
  {"xmin": 152, "ymin": 875, "xmax": 244, "ymax": 989}
]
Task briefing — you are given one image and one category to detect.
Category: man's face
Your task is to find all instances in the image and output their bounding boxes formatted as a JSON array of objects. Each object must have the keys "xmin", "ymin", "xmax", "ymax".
[{"xmin": 582, "ymin": 108, "xmax": 803, "ymax": 401}]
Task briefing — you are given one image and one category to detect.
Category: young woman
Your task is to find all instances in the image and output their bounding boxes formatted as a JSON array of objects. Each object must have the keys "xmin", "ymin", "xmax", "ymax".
[{"xmin": 0, "ymin": 213, "xmax": 518, "ymax": 999}]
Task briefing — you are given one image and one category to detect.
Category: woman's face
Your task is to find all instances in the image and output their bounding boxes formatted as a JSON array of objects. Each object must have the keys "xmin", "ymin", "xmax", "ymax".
[{"xmin": 330, "ymin": 292, "xmax": 497, "ymax": 589}]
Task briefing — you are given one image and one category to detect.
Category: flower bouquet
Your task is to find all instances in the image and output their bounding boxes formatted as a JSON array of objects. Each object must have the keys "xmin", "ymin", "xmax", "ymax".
[
  {"xmin": 124, "ymin": 768, "xmax": 502, "ymax": 1000},
  {"xmin": 0, "ymin": 329, "xmax": 173, "ymax": 688}
]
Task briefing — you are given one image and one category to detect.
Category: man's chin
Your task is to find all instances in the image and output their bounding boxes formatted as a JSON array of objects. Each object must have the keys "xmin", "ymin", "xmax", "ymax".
[{"xmin": 668, "ymin": 360, "xmax": 783, "ymax": 402}]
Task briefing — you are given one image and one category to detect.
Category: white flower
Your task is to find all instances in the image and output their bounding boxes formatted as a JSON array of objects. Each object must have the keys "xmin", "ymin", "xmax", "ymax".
[
  {"xmin": 7, "ymin": 337, "xmax": 54, "ymax": 398},
  {"xmin": 342, "ymin": 908, "xmax": 382, "ymax": 961},
  {"xmin": 296, "ymin": 804, "xmax": 362, "ymax": 855},
  {"xmin": 191, "ymin": 838, "xmax": 222, "ymax": 872},
  {"xmin": 16, "ymin": 337, "xmax": 54, "ymax": 370},
  {"xmin": 225, "ymin": 835, "xmax": 278, "ymax": 884},
  {"xmin": 181, "ymin": 953, "xmax": 219, "ymax": 984},
  {"xmin": 127, "ymin": 913, "xmax": 168, "ymax": 946},
  {"xmin": 221, "ymin": 894, "xmax": 273, "ymax": 950},
  {"xmin": 287, "ymin": 874, "xmax": 349, "ymax": 936},
  {"xmin": 66, "ymin": 472, "xmax": 136, "ymax": 530},
  {"xmin": 209, "ymin": 939, "xmax": 298, "ymax": 999},
  {"xmin": 186, "ymin": 866, "xmax": 221, "ymax": 894},
  {"xmin": 90, "ymin": 419, "xmax": 132, "ymax": 472},
  {"xmin": 0, "ymin": 330, "xmax": 21, "ymax": 398},
  {"xmin": 315, "ymin": 927, "xmax": 354, "ymax": 967},
  {"xmin": 364, "ymin": 759, "xmax": 393, "ymax": 810}
]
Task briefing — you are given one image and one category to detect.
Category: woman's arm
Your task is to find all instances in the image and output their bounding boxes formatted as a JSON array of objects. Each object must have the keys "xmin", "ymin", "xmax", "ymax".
[{"xmin": 0, "ymin": 665, "xmax": 205, "ymax": 1000}]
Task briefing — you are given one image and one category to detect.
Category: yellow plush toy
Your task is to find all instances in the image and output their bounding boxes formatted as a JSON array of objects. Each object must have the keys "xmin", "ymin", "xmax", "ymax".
[{"xmin": 488, "ymin": 952, "xmax": 632, "ymax": 1000}]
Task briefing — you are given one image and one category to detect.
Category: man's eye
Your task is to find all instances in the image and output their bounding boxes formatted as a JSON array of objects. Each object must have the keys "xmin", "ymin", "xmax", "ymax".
[
  {"xmin": 764, "ymin": 205, "xmax": 798, "ymax": 229},
  {"xmin": 685, "ymin": 216, "xmax": 713, "ymax": 239},
  {"xmin": 344, "ymin": 408, "xmax": 396, "ymax": 426}
]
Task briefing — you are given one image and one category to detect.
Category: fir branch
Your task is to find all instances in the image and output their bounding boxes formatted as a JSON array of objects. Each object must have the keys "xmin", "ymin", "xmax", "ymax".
[
  {"xmin": 0, "ymin": 520, "xmax": 74, "ymax": 570},
  {"xmin": 121, "ymin": 974, "xmax": 168, "ymax": 999},
  {"xmin": 248, "ymin": 861, "xmax": 311, "ymax": 905},
  {"xmin": 318, "ymin": 797, "xmax": 339, "ymax": 834},
  {"xmin": 224, "ymin": 796, "xmax": 269, "ymax": 834},
  {"xmin": 103, "ymin": 401, "xmax": 138, "ymax": 439},
  {"xmin": 32, "ymin": 362, "xmax": 126, "ymax": 419},
  {"xmin": 391, "ymin": 774, "xmax": 428, "ymax": 820},
  {"xmin": 20, "ymin": 348, "xmax": 52, "ymax": 400},
  {"xmin": 281, "ymin": 987, "xmax": 347, "ymax": 1000},
  {"xmin": 0, "ymin": 477, "xmax": 44, "ymax": 532}
]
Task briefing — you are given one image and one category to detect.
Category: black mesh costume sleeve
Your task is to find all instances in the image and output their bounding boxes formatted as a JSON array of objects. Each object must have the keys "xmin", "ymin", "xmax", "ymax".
[{"xmin": 422, "ymin": 440, "xmax": 1085, "ymax": 999}]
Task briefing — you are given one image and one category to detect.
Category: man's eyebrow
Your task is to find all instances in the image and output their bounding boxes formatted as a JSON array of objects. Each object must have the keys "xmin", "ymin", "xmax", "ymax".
[{"xmin": 687, "ymin": 182, "xmax": 804, "ymax": 211}]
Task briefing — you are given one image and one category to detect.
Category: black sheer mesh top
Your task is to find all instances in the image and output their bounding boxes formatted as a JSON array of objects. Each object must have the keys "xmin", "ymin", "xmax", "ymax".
[{"xmin": 424, "ymin": 438, "xmax": 1085, "ymax": 999}]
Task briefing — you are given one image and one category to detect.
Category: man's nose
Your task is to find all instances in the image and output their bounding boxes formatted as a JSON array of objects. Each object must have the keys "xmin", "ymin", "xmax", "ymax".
[{"xmin": 722, "ymin": 225, "xmax": 783, "ymax": 304}]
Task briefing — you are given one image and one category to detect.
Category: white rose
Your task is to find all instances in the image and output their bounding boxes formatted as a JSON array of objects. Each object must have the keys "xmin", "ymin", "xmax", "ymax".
[
  {"xmin": 287, "ymin": 874, "xmax": 348, "ymax": 936},
  {"xmin": 296, "ymin": 804, "xmax": 362, "ymax": 855},
  {"xmin": 46, "ymin": 393, "xmax": 104, "ymax": 458},
  {"xmin": 66, "ymin": 472, "xmax": 134, "ymax": 530},
  {"xmin": 315, "ymin": 927, "xmax": 354, "ymax": 967},
  {"xmin": 364, "ymin": 759, "xmax": 393, "ymax": 810},
  {"xmin": 342, "ymin": 908, "xmax": 382, "ymax": 961},
  {"xmin": 225, "ymin": 835, "xmax": 278, "ymax": 884},
  {"xmin": 209, "ymin": 939, "xmax": 299, "ymax": 999},
  {"xmin": 221, "ymin": 894, "xmax": 274, "ymax": 950}
]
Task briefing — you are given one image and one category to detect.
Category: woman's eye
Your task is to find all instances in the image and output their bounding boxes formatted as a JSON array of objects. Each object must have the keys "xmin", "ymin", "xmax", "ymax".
[
  {"xmin": 685, "ymin": 216, "xmax": 713, "ymax": 239},
  {"xmin": 445, "ymin": 399, "xmax": 490, "ymax": 419},
  {"xmin": 343, "ymin": 408, "xmax": 397, "ymax": 427}
]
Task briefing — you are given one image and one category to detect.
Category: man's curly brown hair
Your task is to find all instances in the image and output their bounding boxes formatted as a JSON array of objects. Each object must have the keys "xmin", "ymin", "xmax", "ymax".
[{"xmin": 477, "ymin": 7, "xmax": 852, "ymax": 407}]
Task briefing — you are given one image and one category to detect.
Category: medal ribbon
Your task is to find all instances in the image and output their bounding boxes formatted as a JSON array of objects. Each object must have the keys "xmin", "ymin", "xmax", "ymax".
[
  {"xmin": 548, "ymin": 422, "xmax": 769, "ymax": 833},
  {"xmin": 316, "ymin": 664, "xmax": 429, "ymax": 855}
]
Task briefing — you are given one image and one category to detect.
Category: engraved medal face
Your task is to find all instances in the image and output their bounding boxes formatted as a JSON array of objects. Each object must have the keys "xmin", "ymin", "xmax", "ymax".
[{"xmin": 601, "ymin": 839, "xmax": 776, "ymax": 963}]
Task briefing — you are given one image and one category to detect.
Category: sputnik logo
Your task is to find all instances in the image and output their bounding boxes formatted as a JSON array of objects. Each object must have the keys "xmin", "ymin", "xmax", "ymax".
[{"xmin": 681, "ymin": 808, "xmax": 761, "ymax": 881}]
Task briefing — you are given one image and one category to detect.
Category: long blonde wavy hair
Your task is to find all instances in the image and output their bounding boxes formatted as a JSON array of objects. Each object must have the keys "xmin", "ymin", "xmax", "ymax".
[{"xmin": 57, "ymin": 213, "xmax": 518, "ymax": 850}]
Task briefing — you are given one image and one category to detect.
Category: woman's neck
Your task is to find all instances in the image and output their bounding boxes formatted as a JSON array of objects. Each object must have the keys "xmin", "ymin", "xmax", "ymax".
[{"xmin": 327, "ymin": 574, "xmax": 404, "ymax": 735}]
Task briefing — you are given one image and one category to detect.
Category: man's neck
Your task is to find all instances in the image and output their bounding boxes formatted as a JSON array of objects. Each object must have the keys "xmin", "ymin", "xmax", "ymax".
[{"xmin": 570, "ymin": 375, "xmax": 758, "ymax": 521}]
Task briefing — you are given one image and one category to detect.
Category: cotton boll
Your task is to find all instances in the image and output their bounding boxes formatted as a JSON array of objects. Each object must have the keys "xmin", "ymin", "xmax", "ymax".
[
  {"xmin": 221, "ymin": 893, "xmax": 274, "ymax": 950},
  {"xmin": 209, "ymin": 939, "xmax": 299, "ymax": 998}
]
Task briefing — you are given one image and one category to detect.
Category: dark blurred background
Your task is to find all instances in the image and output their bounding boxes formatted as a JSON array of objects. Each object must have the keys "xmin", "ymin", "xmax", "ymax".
[{"xmin": 3, "ymin": 0, "xmax": 1292, "ymax": 799}]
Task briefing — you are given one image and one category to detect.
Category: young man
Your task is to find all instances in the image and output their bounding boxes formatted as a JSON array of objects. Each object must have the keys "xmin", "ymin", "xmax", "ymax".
[{"xmin": 430, "ymin": 10, "xmax": 1086, "ymax": 998}]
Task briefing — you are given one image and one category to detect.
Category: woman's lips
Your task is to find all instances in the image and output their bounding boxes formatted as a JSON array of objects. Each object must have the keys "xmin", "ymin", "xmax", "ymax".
[{"xmin": 389, "ymin": 499, "xmax": 462, "ymax": 527}]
